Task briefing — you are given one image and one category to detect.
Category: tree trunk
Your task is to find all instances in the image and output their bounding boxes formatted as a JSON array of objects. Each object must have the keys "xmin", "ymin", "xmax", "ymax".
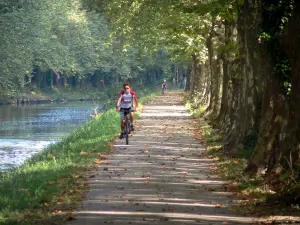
[
  {"xmin": 278, "ymin": 1, "xmax": 300, "ymax": 173},
  {"xmin": 49, "ymin": 70, "xmax": 54, "ymax": 88},
  {"xmin": 189, "ymin": 54, "xmax": 199, "ymax": 96},
  {"xmin": 247, "ymin": 48, "xmax": 287, "ymax": 175},
  {"xmin": 204, "ymin": 34, "xmax": 218, "ymax": 115},
  {"xmin": 185, "ymin": 65, "xmax": 191, "ymax": 92},
  {"xmin": 205, "ymin": 35, "xmax": 221, "ymax": 116},
  {"xmin": 218, "ymin": 19, "xmax": 235, "ymax": 124},
  {"xmin": 114, "ymin": 70, "xmax": 119, "ymax": 86},
  {"xmin": 226, "ymin": 0, "xmax": 262, "ymax": 154},
  {"xmin": 202, "ymin": 63, "xmax": 210, "ymax": 104}
]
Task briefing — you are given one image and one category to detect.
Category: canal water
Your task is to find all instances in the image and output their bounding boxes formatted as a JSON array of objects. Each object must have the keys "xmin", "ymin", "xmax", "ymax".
[{"xmin": 0, "ymin": 100, "xmax": 103, "ymax": 171}]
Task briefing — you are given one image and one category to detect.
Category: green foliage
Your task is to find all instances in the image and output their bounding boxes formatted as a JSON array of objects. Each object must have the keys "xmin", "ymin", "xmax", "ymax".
[
  {"xmin": 0, "ymin": 0, "xmax": 111, "ymax": 93},
  {"xmin": 0, "ymin": 108, "xmax": 120, "ymax": 224},
  {"xmin": 1, "ymin": 0, "xmax": 177, "ymax": 96}
]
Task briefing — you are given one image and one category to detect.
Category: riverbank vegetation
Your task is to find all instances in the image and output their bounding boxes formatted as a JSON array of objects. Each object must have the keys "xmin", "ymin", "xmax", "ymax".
[{"xmin": 0, "ymin": 93, "xmax": 157, "ymax": 225}]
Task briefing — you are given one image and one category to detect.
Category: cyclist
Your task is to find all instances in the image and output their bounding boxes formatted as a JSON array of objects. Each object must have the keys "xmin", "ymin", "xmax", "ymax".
[
  {"xmin": 116, "ymin": 83, "xmax": 139, "ymax": 139},
  {"xmin": 161, "ymin": 80, "xmax": 168, "ymax": 95}
]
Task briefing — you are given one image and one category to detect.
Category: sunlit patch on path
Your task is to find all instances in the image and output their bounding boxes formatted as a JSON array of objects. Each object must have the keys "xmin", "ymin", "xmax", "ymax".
[{"xmin": 67, "ymin": 94, "xmax": 258, "ymax": 224}]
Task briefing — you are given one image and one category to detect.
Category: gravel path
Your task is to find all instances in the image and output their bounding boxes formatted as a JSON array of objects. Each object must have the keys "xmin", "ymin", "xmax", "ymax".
[{"xmin": 68, "ymin": 94, "xmax": 257, "ymax": 225}]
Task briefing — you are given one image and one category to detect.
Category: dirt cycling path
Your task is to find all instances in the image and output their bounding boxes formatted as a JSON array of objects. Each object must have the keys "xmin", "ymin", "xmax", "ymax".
[{"xmin": 68, "ymin": 94, "xmax": 258, "ymax": 225}]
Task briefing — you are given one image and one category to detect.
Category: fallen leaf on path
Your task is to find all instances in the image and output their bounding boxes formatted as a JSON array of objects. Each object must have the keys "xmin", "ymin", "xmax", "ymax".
[
  {"xmin": 208, "ymin": 188, "xmax": 216, "ymax": 191},
  {"xmin": 95, "ymin": 159, "xmax": 102, "ymax": 164},
  {"xmin": 53, "ymin": 210, "xmax": 62, "ymax": 214},
  {"xmin": 98, "ymin": 154, "xmax": 106, "ymax": 160},
  {"xmin": 66, "ymin": 216, "xmax": 76, "ymax": 221}
]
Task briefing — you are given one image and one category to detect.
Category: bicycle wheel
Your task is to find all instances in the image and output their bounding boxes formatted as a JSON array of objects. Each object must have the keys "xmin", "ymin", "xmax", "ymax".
[{"xmin": 125, "ymin": 117, "xmax": 129, "ymax": 145}]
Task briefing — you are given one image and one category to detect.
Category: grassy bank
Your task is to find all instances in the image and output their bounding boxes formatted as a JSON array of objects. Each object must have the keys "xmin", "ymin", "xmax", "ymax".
[{"xmin": 0, "ymin": 92, "xmax": 158, "ymax": 225}]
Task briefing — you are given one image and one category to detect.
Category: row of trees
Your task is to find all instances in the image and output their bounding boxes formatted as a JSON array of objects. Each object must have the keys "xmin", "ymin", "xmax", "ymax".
[
  {"xmin": 94, "ymin": 0, "xmax": 300, "ymax": 196},
  {"xmin": 3, "ymin": 0, "xmax": 299, "ymax": 195},
  {"xmin": 0, "ymin": 0, "xmax": 186, "ymax": 96}
]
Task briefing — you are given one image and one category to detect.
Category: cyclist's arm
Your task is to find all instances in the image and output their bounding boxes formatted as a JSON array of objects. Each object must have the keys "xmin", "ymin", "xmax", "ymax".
[
  {"xmin": 134, "ymin": 95, "xmax": 139, "ymax": 110},
  {"xmin": 116, "ymin": 96, "xmax": 122, "ymax": 110}
]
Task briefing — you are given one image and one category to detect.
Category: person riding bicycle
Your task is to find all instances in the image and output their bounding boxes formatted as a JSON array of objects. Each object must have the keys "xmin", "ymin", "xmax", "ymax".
[
  {"xmin": 116, "ymin": 83, "xmax": 139, "ymax": 139},
  {"xmin": 161, "ymin": 80, "xmax": 168, "ymax": 95}
]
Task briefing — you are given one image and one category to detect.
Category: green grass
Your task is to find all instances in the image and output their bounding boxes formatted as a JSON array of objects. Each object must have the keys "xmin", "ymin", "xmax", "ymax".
[
  {"xmin": 0, "ymin": 109, "xmax": 120, "ymax": 225},
  {"xmin": 0, "ymin": 91, "xmax": 158, "ymax": 225}
]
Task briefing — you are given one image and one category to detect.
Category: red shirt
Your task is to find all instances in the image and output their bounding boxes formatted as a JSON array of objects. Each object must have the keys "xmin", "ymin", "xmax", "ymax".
[{"xmin": 118, "ymin": 90, "xmax": 136, "ymax": 97}]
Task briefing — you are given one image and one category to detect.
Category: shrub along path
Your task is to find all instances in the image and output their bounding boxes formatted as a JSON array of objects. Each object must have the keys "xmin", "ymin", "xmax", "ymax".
[{"xmin": 67, "ymin": 93, "xmax": 258, "ymax": 225}]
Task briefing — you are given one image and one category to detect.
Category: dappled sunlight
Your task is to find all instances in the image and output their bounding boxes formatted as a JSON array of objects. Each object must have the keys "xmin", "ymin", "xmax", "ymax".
[
  {"xmin": 124, "ymin": 140, "xmax": 202, "ymax": 147},
  {"xmin": 83, "ymin": 200, "xmax": 228, "ymax": 208},
  {"xmin": 141, "ymin": 103, "xmax": 190, "ymax": 118},
  {"xmin": 72, "ymin": 210, "xmax": 254, "ymax": 224},
  {"xmin": 67, "ymin": 1, "xmax": 88, "ymax": 24},
  {"xmin": 67, "ymin": 96, "xmax": 257, "ymax": 225}
]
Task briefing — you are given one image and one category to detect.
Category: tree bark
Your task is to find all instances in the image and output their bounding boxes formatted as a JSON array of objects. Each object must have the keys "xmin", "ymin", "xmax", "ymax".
[
  {"xmin": 278, "ymin": 1, "xmax": 300, "ymax": 172},
  {"xmin": 190, "ymin": 54, "xmax": 200, "ymax": 96},
  {"xmin": 204, "ymin": 32, "xmax": 221, "ymax": 116},
  {"xmin": 218, "ymin": 19, "xmax": 235, "ymax": 124},
  {"xmin": 227, "ymin": 0, "xmax": 262, "ymax": 153},
  {"xmin": 247, "ymin": 48, "xmax": 287, "ymax": 175}
]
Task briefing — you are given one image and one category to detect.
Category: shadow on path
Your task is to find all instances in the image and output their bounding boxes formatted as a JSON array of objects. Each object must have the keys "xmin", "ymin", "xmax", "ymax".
[{"xmin": 67, "ymin": 94, "xmax": 258, "ymax": 225}]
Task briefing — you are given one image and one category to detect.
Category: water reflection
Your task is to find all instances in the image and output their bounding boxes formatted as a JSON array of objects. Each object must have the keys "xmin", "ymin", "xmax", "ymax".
[{"xmin": 0, "ymin": 101, "xmax": 103, "ymax": 171}]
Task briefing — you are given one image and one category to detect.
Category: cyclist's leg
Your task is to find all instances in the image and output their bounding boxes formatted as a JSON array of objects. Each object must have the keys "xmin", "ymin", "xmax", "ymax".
[
  {"xmin": 129, "ymin": 112, "xmax": 134, "ymax": 124},
  {"xmin": 119, "ymin": 110, "xmax": 125, "ymax": 138},
  {"xmin": 129, "ymin": 107, "xmax": 135, "ymax": 131}
]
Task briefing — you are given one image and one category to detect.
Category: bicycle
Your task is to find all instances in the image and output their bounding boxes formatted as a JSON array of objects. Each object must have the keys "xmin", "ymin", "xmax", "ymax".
[{"xmin": 120, "ymin": 108, "xmax": 133, "ymax": 145}]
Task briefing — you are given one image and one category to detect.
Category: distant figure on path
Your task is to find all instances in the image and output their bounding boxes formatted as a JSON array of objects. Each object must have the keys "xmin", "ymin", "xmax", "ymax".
[{"xmin": 161, "ymin": 80, "xmax": 168, "ymax": 95}]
